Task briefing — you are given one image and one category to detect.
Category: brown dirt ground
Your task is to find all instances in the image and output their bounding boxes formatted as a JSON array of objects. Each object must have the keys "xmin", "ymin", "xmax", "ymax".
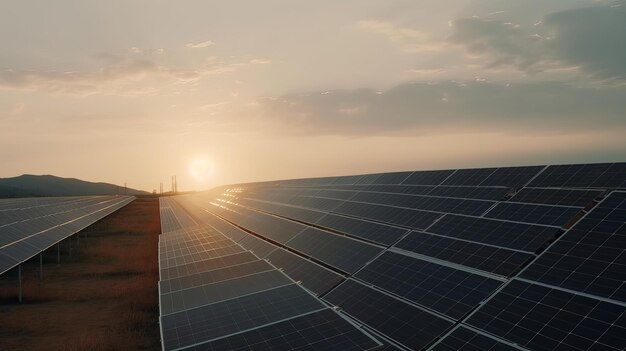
[{"xmin": 0, "ymin": 197, "xmax": 161, "ymax": 351}]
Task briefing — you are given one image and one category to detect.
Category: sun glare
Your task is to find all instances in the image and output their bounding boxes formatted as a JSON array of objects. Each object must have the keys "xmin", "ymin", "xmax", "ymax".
[{"xmin": 188, "ymin": 156, "xmax": 216, "ymax": 183}]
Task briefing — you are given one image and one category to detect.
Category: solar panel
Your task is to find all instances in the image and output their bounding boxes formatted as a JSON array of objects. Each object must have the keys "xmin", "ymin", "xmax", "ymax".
[
  {"xmin": 349, "ymin": 192, "xmax": 494, "ymax": 216},
  {"xmin": 441, "ymin": 168, "xmax": 497, "ymax": 186},
  {"xmin": 371, "ymin": 171, "xmax": 413, "ymax": 185},
  {"xmin": 185, "ymin": 308, "xmax": 382, "ymax": 351},
  {"xmin": 483, "ymin": 202, "xmax": 582, "ymax": 227},
  {"xmin": 267, "ymin": 248, "xmax": 344, "ymax": 295},
  {"xmin": 161, "ymin": 284, "xmax": 326, "ymax": 350},
  {"xmin": 332, "ymin": 201, "xmax": 442, "ymax": 230},
  {"xmin": 528, "ymin": 162, "xmax": 626, "ymax": 188},
  {"xmin": 315, "ymin": 213, "xmax": 409, "ymax": 246},
  {"xmin": 160, "ymin": 252, "xmax": 259, "ymax": 281},
  {"xmin": 508, "ymin": 188, "xmax": 602, "ymax": 207},
  {"xmin": 401, "ymin": 169, "xmax": 455, "ymax": 185},
  {"xmin": 157, "ymin": 162, "xmax": 626, "ymax": 351},
  {"xmin": 324, "ymin": 279, "xmax": 453, "ymax": 350},
  {"xmin": 159, "ymin": 259, "xmax": 274, "ymax": 294},
  {"xmin": 286, "ymin": 227, "xmax": 383, "ymax": 273},
  {"xmin": 237, "ymin": 234, "xmax": 279, "ymax": 258},
  {"xmin": 520, "ymin": 191, "xmax": 626, "ymax": 302},
  {"xmin": 160, "ymin": 269, "xmax": 293, "ymax": 315},
  {"xmin": 426, "ymin": 186, "xmax": 510, "ymax": 201},
  {"xmin": 479, "ymin": 166, "xmax": 545, "ymax": 188},
  {"xmin": 394, "ymin": 231, "xmax": 533, "ymax": 277},
  {"xmin": 466, "ymin": 279, "xmax": 626, "ymax": 351},
  {"xmin": 430, "ymin": 326, "xmax": 521, "ymax": 351},
  {"xmin": 426, "ymin": 214, "xmax": 558, "ymax": 252},
  {"xmin": 0, "ymin": 195, "xmax": 134, "ymax": 274},
  {"xmin": 354, "ymin": 251, "xmax": 502, "ymax": 319}
]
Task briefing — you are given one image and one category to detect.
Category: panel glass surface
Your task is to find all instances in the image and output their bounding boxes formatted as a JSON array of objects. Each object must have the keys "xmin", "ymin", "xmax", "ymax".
[
  {"xmin": 187, "ymin": 309, "xmax": 381, "ymax": 351},
  {"xmin": 484, "ymin": 202, "xmax": 581, "ymax": 227},
  {"xmin": 520, "ymin": 191, "xmax": 626, "ymax": 302},
  {"xmin": 355, "ymin": 251, "xmax": 502, "ymax": 319},
  {"xmin": 395, "ymin": 231, "xmax": 533, "ymax": 277},
  {"xmin": 161, "ymin": 284, "xmax": 326, "ymax": 350},
  {"xmin": 467, "ymin": 279, "xmax": 626, "ymax": 351},
  {"xmin": 324, "ymin": 279, "xmax": 453, "ymax": 350},
  {"xmin": 427, "ymin": 214, "xmax": 558, "ymax": 252},
  {"xmin": 286, "ymin": 227, "xmax": 383, "ymax": 273}
]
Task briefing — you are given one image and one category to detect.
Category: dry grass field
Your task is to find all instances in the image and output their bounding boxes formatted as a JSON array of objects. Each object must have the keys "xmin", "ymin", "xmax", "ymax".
[{"xmin": 0, "ymin": 197, "xmax": 161, "ymax": 351}]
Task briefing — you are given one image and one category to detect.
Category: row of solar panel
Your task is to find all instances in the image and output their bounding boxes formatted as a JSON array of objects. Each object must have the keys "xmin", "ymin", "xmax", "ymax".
[
  {"xmin": 160, "ymin": 162, "xmax": 625, "ymax": 350},
  {"xmin": 236, "ymin": 162, "xmax": 625, "ymax": 189},
  {"xmin": 0, "ymin": 196, "xmax": 135, "ymax": 275},
  {"xmin": 157, "ymin": 199, "xmax": 383, "ymax": 351},
  {"xmin": 198, "ymin": 189, "xmax": 625, "ymax": 350},
  {"xmin": 166, "ymin": 195, "xmax": 507, "ymax": 349}
]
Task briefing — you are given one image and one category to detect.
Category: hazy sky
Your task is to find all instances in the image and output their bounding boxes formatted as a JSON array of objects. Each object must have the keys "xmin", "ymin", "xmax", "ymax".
[{"xmin": 1, "ymin": 0, "xmax": 625, "ymax": 191}]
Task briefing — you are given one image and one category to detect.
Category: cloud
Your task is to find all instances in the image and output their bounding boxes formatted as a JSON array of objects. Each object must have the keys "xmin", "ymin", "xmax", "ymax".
[
  {"xmin": 249, "ymin": 59, "xmax": 272, "ymax": 65},
  {"xmin": 0, "ymin": 55, "xmax": 248, "ymax": 96},
  {"xmin": 449, "ymin": 2, "xmax": 626, "ymax": 80},
  {"xmin": 357, "ymin": 20, "xmax": 444, "ymax": 52},
  {"xmin": 185, "ymin": 40, "xmax": 214, "ymax": 49},
  {"xmin": 129, "ymin": 47, "xmax": 142, "ymax": 54},
  {"xmin": 544, "ymin": 3, "xmax": 626, "ymax": 80},
  {"xmin": 253, "ymin": 81, "xmax": 626, "ymax": 135},
  {"xmin": 449, "ymin": 18, "xmax": 549, "ymax": 72}
]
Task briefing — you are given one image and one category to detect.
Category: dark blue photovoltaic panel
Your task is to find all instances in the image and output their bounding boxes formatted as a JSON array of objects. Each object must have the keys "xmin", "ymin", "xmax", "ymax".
[
  {"xmin": 235, "ymin": 209, "xmax": 307, "ymax": 244},
  {"xmin": 187, "ymin": 309, "xmax": 381, "ymax": 351},
  {"xmin": 161, "ymin": 284, "xmax": 326, "ymax": 350},
  {"xmin": 371, "ymin": 171, "xmax": 413, "ymax": 185},
  {"xmin": 427, "ymin": 214, "xmax": 558, "ymax": 252},
  {"xmin": 286, "ymin": 227, "xmax": 383, "ymax": 273},
  {"xmin": 332, "ymin": 201, "xmax": 442, "ymax": 230},
  {"xmin": 426, "ymin": 186, "xmax": 510, "ymax": 201},
  {"xmin": 355, "ymin": 251, "xmax": 502, "ymax": 319},
  {"xmin": 395, "ymin": 231, "xmax": 533, "ymax": 277},
  {"xmin": 267, "ymin": 248, "xmax": 344, "ymax": 296},
  {"xmin": 324, "ymin": 279, "xmax": 453, "ymax": 350},
  {"xmin": 431, "ymin": 326, "xmax": 519, "ymax": 351},
  {"xmin": 159, "ymin": 259, "xmax": 274, "ymax": 294},
  {"xmin": 479, "ymin": 166, "xmax": 544, "ymax": 188},
  {"xmin": 467, "ymin": 279, "xmax": 626, "ymax": 351},
  {"xmin": 315, "ymin": 213, "xmax": 408, "ymax": 246},
  {"xmin": 159, "ymin": 162, "xmax": 626, "ymax": 351},
  {"xmin": 349, "ymin": 192, "xmax": 494, "ymax": 216},
  {"xmin": 484, "ymin": 202, "xmax": 581, "ymax": 227},
  {"xmin": 238, "ymin": 234, "xmax": 278, "ymax": 258},
  {"xmin": 528, "ymin": 162, "xmax": 626, "ymax": 188},
  {"xmin": 520, "ymin": 191, "xmax": 626, "ymax": 302},
  {"xmin": 401, "ymin": 169, "xmax": 455, "ymax": 185},
  {"xmin": 509, "ymin": 188, "xmax": 602, "ymax": 207},
  {"xmin": 159, "ymin": 251, "xmax": 258, "ymax": 281},
  {"xmin": 160, "ymin": 269, "xmax": 292, "ymax": 315},
  {"xmin": 441, "ymin": 168, "xmax": 497, "ymax": 186}
]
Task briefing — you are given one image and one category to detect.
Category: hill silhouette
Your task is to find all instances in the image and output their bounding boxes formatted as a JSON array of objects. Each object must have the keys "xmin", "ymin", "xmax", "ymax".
[{"xmin": 0, "ymin": 174, "xmax": 150, "ymax": 198}]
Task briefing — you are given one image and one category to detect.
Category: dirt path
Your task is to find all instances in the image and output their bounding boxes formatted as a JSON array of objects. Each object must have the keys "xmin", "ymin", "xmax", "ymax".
[{"xmin": 0, "ymin": 197, "xmax": 161, "ymax": 351}]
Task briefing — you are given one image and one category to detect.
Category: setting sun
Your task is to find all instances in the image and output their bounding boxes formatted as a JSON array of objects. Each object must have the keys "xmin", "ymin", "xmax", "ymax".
[{"xmin": 188, "ymin": 156, "xmax": 216, "ymax": 183}]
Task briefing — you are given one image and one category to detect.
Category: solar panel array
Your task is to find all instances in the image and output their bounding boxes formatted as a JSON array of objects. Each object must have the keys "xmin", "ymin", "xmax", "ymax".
[
  {"xmin": 0, "ymin": 195, "xmax": 135, "ymax": 274},
  {"xmin": 159, "ymin": 162, "xmax": 626, "ymax": 350}
]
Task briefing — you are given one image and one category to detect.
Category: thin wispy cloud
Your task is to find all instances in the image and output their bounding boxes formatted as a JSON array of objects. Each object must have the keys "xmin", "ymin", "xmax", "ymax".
[
  {"xmin": 357, "ymin": 20, "xmax": 445, "ymax": 52},
  {"xmin": 185, "ymin": 40, "xmax": 214, "ymax": 49},
  {"xmin": 0, "ymin": 54, "xmax": 257, "ymax": 96}
]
